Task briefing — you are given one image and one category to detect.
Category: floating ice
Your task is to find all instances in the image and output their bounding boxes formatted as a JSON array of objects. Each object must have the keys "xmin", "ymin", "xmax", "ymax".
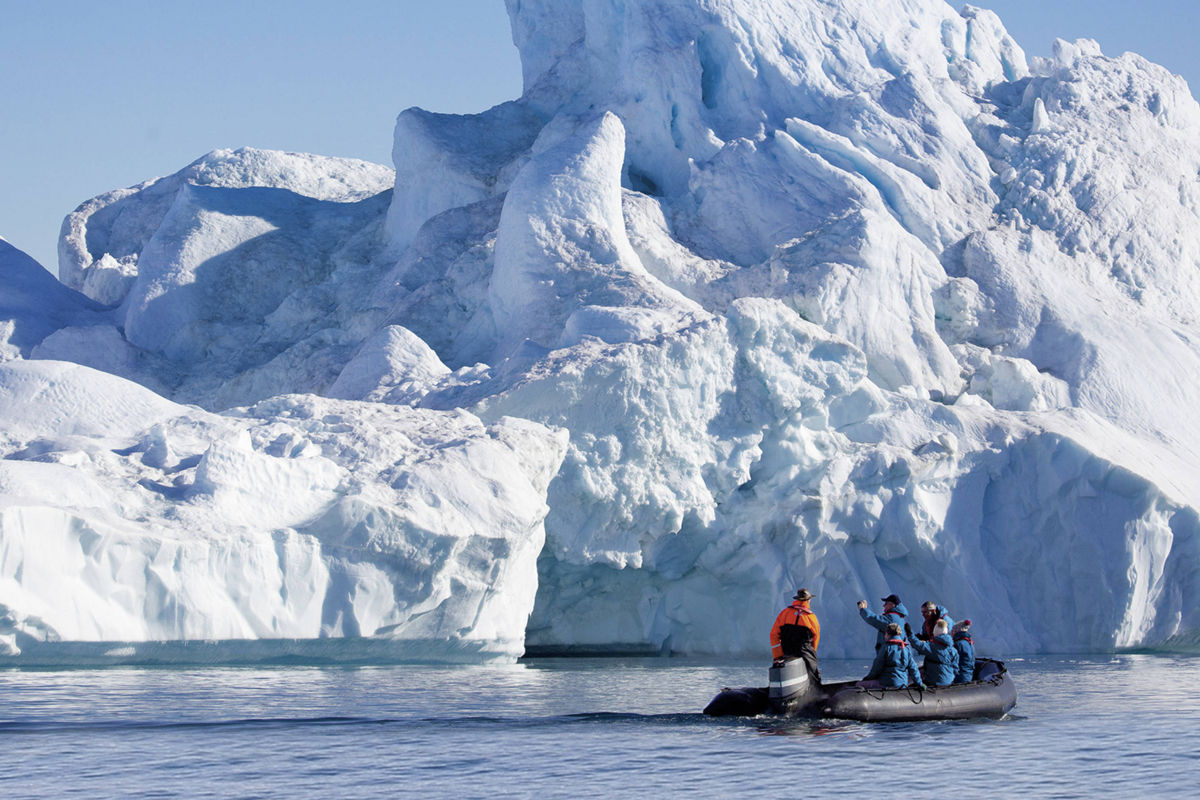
[
  {"xmin": 2, "ymin": 0, "xmax": 1199, "ymax": 661},
  {"xmin": 0, "ymin": 359, "xmax": 565, "ymax": 660}
]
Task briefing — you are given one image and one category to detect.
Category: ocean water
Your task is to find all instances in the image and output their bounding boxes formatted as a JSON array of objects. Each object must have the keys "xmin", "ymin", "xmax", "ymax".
[{"xmin": 1, "ymin": 653, "xmax": 1195, "ymax": 798}]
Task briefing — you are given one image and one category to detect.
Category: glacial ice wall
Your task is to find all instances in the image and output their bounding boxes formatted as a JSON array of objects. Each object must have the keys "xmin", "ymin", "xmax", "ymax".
[
  {"xmin": 3, "ymin": 0, "xmax": 1200, "ymax": 660},
  {"xmin": 0, "ymin": 359, "xmax": 565, "ymax": 659}
]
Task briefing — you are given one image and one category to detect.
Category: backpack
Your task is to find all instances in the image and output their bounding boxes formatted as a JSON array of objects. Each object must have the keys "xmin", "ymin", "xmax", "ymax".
[{"xmin": 778, "ymin": 623, "xmax": 814, "ymax": 656}]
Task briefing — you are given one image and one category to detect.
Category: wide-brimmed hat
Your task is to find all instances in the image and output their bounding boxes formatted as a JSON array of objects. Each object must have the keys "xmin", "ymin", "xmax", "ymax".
[{"xmin": 793, "ymin": 588, "xmax": 814, "ymax": 601}]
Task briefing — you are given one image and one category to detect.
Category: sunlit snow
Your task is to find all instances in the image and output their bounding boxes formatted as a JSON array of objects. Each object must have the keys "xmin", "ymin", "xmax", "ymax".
[{"xmin": 2, "ymin": 0, "xmax": 1198, "ymax": 661}]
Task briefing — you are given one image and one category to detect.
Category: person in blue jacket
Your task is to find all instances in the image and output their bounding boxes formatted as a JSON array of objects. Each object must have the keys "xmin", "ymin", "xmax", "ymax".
[
  {"xmin": 858, "ymin": 623, "xmax": 924, "ymax": 689},
  {"xmin": 907, "ymin": 618, "xmax": 959, "ymax": 686},
  {"xmin": 917, "ymin": 601, "xmax": 954, "ymax": 641},
  {"xmin": 857, "ymin": 594, "xmax": 909, "ymax": 651},
  {"xmin": 951, "ymin": 619, "xmax": 976, "ymax": 684}
]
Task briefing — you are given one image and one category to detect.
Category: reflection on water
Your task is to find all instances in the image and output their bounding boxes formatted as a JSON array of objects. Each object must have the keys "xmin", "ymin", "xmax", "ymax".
[
  {"xmin": 751, "ymin": 718, "xmax": 864, "ymax": 738},
  {"xmin": 0, "ymin": 654, "xmax": 1195, "ymax": 798}
]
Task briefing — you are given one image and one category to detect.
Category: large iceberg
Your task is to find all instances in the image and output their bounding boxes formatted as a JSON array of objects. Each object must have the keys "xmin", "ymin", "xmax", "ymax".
[
  {"xmin": 0, "ymin": 358, "xmax": 565, "ymax": 660},
  {"xmin": 2, "ymin": 0, "xmax": 1199, "ymax": 661}
]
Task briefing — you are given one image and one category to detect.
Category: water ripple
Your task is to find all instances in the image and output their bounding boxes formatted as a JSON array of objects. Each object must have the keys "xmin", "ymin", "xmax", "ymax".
[{"xmin": 0, "ymin": 654, "xmax": 1195, "ymax": 799}]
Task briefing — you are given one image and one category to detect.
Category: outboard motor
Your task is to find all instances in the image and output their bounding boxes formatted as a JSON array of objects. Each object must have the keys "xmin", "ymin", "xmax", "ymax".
[
  {"xmin": 703, "ymin": 658, "xmax": 824, "ymax": 717},
  {"xmin": 768, "ymin": 658, "xmax": 821, "ymax": 714}
]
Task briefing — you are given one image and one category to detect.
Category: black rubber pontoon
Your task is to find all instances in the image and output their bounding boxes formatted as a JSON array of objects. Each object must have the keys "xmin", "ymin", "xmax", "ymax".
[
  {"xmin": 703, "ymin": 658, "xmax": 1016, "ymax": 721},
  {"xmin": 703, "ymin": 657, "xmax": 823, "ymax": 716}
]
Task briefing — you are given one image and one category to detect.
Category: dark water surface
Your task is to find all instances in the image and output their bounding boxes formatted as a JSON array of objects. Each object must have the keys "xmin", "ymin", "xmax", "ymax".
[{"xmin": 1, "ymin": 654, "xmax": 1195, "ymax": 798}]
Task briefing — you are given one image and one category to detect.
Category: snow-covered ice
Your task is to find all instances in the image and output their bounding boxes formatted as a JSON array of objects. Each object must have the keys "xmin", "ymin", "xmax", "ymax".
[
  {"xmin": 2, "ymin": 0, "xmax": 1199, "ymax": 661},
  {"xmin": 0, "ymin": 359, "xmax": 564, "ymax": 660}
]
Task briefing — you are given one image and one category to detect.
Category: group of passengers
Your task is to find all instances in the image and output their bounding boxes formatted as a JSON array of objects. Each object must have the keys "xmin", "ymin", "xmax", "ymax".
[
  {"xmin": 855, "ymin": 594, "xmax": 975, "ymax": 690},
  {"xmin": 769, "ymin": 589, "xmax": 976, "ymax": 690}
]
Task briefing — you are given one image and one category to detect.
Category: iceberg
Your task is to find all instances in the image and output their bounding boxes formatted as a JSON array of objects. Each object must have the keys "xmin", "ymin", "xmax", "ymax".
[
  {"xmin": 0, "ymin": 359, "xmax": 565, "ymax": 660},
  {"xmin": 2, "ymin": 0, "xmax": 1199, "ymax": 661}
]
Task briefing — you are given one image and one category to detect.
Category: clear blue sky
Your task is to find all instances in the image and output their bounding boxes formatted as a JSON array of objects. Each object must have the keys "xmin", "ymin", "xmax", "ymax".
[{"xmin": 2, "ymin": 1, "xmax": 1197, "ymax": 274}]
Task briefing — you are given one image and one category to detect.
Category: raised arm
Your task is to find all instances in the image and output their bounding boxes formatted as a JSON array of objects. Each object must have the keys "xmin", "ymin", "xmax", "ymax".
[
  {"xmin": 906, "ymin": 633, "xmax": 932, "ymax": 655},
  {"xmin": 858, "ymin": 605, "xmax": 889, "ymax": 632}
]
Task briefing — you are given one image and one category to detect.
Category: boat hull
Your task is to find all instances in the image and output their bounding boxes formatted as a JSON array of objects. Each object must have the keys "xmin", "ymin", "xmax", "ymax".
[
  {"xmin": 703, "ymin": 658, "xmax": 1017, "ymax": 722},
  {"xmin": 819, "ymin": 660, "xmax": 1016, "ymax": 721}
]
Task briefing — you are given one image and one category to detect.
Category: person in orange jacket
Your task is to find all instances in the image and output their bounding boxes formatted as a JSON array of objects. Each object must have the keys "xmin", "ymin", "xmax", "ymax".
[{"xmin": 770, "ymin": 588, "xmax": 821, "ymax": 683}]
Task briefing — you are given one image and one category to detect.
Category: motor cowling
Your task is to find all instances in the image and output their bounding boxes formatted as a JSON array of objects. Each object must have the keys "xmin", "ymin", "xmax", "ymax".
[{"xmin": 768, "ymin": 659, "xmax": 821, "ymax": 713}]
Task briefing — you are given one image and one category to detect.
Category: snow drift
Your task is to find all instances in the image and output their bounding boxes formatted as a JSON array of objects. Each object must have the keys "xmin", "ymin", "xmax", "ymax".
[{"xmin": 2, "ymin": 0, "xmax": 1199, "ymax": 661}]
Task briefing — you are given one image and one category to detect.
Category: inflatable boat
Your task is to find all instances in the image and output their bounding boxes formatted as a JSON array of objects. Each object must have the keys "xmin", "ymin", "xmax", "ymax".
[{"xmin": 703, "ymin": 657, "xmax": 1016, "ymax": 722}]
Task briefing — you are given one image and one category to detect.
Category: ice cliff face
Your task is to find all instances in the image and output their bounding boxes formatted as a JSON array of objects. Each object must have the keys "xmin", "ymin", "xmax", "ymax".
[
  {"xmin": 0, "ymin": 359, "xmax": 565, "ymax": 659},
  {"xmin": 2, "ymin": 0, "xmax": 1199, "ymax": 661}
]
